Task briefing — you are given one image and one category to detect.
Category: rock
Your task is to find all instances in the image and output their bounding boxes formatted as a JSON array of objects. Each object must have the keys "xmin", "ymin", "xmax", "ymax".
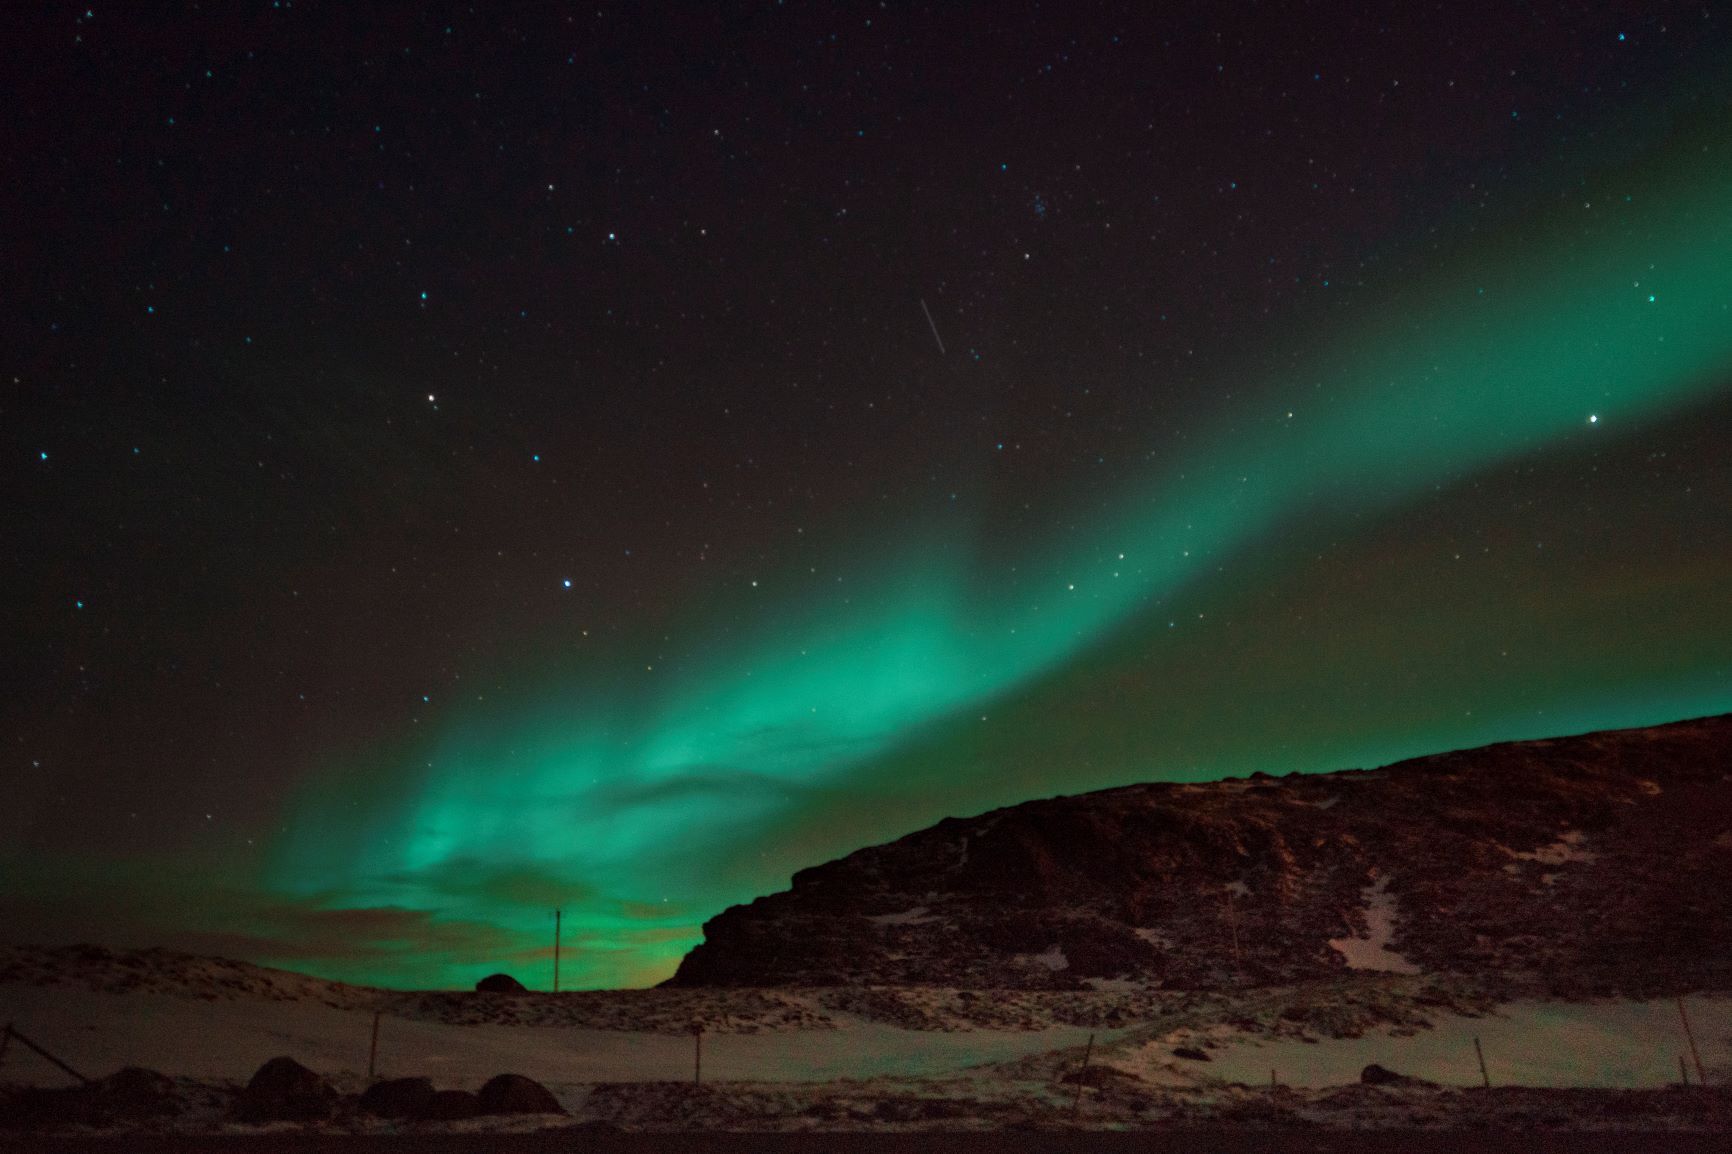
[
  {"xmin": 477, "ymin": 1073, "xmax": 565, "ymax": 1115},
  {"xmin": 1173, "ymin": 1046, "xmax": 1211, "ymax": 1062},
  {"xmin": 358, "ymin": 1076, "xmax": 435, "ymax": 1118},
  {"xmin": 418, "ymin": 1089, "xmax": 482, "ymax": 1120},
  {"xmin": 474, "ymin": 972, "xmax": 528, "ymax": 993},
  {"xmin": 235, "ymin": 1056, "xmax": 335, "ymax": 1122},
  {"xmin": 93, "ymin": 1067, "xmax": 180, "ymax": 1119},
  {"xmin": 663, "ymin": 715, "xmax": 1732, "ymax": 993},
  {"xmin": 1361, "ymin": 1063, "xmax": 1415, "ymax": 1086}
]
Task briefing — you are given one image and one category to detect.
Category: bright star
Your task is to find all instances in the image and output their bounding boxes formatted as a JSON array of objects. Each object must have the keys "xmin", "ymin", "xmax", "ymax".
[
  {"xmin": 1588, "ymin": 414, "xmax": 1599, "ymax": 424},
  {"xmin": 562, "ymin": 579, "xmax": 572, "ymax": 588}
]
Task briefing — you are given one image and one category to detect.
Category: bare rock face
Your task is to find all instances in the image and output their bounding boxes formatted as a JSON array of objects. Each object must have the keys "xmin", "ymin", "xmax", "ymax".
[{"xmin": 666, "ymin": 715, "xmax": 1732, "ymax": 994}]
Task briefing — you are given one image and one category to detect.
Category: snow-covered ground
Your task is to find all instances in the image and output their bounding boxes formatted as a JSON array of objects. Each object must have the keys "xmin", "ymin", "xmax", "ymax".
[
  {"xmin": 0, "ymin": 984, "xmax": 1102, "ymax": 1090},
  {"xmin": 1111, "ymin": 997, "xmax": 1732, "ymax": 1089}
]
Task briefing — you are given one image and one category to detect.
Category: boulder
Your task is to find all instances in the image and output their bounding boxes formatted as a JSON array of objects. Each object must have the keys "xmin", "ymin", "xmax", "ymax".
[
  {"xmin": 477, "ymin": 1073, "xmax": 565, "ymax": 1115},
  {"xmin": 1361, "ymin": 1063, "xmax": 1416, "ymax": 1086},
  {"xmin": 94, "ymin": 1067, "xmax": 179, "ymax": 1119},
  {"xmin": 418, "ymin": 1089, "xmax": 482, "ymax": 1120},
  {"xmin": 1173, "ymin": 1046, "xmax": 1211, "ymax": 1062},
  {"xmin": 235, "ymin": 1056, "xmax": 335, "ymax": 1122},
  {"xmin": 358, "ymin": 1076, "xmax": 435, "ymax": 1118},
  {"xmin": 474, "ymin": 972, "xmax": 528, "ymax": 993}
]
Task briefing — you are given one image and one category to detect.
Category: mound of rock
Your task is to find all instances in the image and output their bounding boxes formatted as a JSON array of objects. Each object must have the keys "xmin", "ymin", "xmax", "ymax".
[
  {"xmin": 474, "ymin": 972, "xmax": 528, "ymax": 993},
  {"xmin": 235, "ymin": 1056, "xmax": 335, "ymax": 1122},
  {"xmin": 0, "ymin": 1067, "xmax": 180, "ymax": 1128},
  {"xmin": 359, "ymin": 1076, "xmax": 435, "ymax": 1118},
  {"xmin": 478, "ymin": 1073, "xmax": 565, "ymax": 1115}
]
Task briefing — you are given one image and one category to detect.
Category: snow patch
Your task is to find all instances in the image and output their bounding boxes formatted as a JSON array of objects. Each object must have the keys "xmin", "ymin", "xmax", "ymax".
[
  {"xmin": 1514, "ymin": 830, "xmax": 1597, "ymax": 865},
  {"xmin": 1310, "ymin": 795, "xmax": 1341, "ymax": 810},
  {"xmin": 1328, "ymin": 874, "xmax": 1420, "ymax": 974},
  {"xmin": 1134, "ymin": 928, "xmax": 1173, "ymax": 950},
  {"xmin": 866, "ymin": 907, "xmax": 942, "ymax": 927},
  {"xmin": 1026, "ymin": 945, "xmax": 1069, "ymax": 972}
]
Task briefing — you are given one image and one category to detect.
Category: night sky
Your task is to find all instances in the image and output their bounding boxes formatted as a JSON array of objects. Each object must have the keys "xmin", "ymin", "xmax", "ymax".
[{"xmin": 6, "ymin": 3, "xmax": 1732, "ymax": 990}]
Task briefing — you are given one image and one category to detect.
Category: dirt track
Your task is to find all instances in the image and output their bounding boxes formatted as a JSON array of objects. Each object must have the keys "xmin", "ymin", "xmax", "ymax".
[{"xmin": 3, "ymin": 1130, "xmax": 1728, "ymax": 1154}]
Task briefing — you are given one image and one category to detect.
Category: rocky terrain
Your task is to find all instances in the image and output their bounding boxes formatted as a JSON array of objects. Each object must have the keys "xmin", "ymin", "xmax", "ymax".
[{"xmin": 668, "ymin": 714, "xmax": 1732, "ymax": 994}]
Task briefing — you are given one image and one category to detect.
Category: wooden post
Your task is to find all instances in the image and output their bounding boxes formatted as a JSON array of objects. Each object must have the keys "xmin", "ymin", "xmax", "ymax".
[
  {"xmin": 0, "ymin": 1022, "xmax": 12, "ymax": 1075},
  {"xmin": 1473, "ymin": 1035, "xmax": 1490, "ymax": 1089},
  {"xmin": 1680, "ymin": 1055, "xmax": 1690, "ymax": 1087},
  {"xmin": 1070, "ymin": 1032, "xmax": 1095, "ymax": 1120},
  {"xmin": 1270, "ymin": 1068, "xmax": 1278, "ymax": 1090},
  {"xmin": 553, "ymin": 908, "xmax": 561, "ymax": 994},
  {"xmin": 367, "ymin": 1011, "xmax": 381, "ymax": 1082},
  {"xmin": 1678, "ymin": 997, "xmax": 1707, "ymax": 1086},
  {"xmin": 1225, "ymin": 888, "xmax": 1243, "ymax": 983},
  {"xmin": 693, "ymin": 1025, "xmax": 703, "ymax": 1086}
]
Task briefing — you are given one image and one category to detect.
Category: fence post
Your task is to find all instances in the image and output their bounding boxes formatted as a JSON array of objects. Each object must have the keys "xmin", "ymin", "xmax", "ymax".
[
  {"xmin": 1473, "ymin": 1035, "xmax": 1490, "ymax": 1089},
  {"xmin": 1678, "ymin": 997, "xmax": 1707, "ymax": 1086},
  {"xmin": 1069, "ymin": 1032, "xmax": 1094, "ymax": 1120},
  {"xmin": 367, "ymin": 1011, "xmax": 381, "ymax": 1082},
  {"xmin": 693, "ymin": 1025, "xmax": 702, "ymax": 1086},
  {"xmin": 1680, "ymin": 1055, "xmax": 1690, "ymax": 1087}
]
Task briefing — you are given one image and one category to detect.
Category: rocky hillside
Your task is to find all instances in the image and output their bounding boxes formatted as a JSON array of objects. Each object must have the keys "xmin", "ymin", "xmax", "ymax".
[{"xmin": 668, "ymin": 715, "xmax": 1732, "ymax": 995}]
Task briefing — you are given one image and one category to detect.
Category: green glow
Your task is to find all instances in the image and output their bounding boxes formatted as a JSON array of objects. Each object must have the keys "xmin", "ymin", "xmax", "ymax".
[{"xmin": 262, "ymin": 121, "xmax": 1732, "ymax": 989}]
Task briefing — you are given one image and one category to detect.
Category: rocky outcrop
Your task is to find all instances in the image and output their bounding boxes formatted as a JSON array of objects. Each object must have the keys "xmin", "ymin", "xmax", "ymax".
[
  {"xmin": 667, "ymin": 715, "xmax": 1732, "ymax": 994},
  {"xmin": 474, "ymin": 973, "xmax": 528, "ymax": 993}
]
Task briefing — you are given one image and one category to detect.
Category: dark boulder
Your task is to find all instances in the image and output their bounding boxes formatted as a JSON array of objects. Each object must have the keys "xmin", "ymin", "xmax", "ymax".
[
  {"xmin": 474, "ymin": 972, "xmax": 528, "ymax": 993},
  {"xmin": 235, "ymin": 1056, "xmax": 335, "ymax": 1122},
  {"xmin": 1361, "ymin": 1063, "xmax": 1416, "ymax": 1086},
  {"xmin": 1173, "ymin": 1046, "xmax": 1211, "ymax": 1062},
  {"xmin": 358, "ymin": 1076, "xmax": 435, "ymax": 1118},
  {"xmin": 94, "ymin": 1067, "xmax": 180, "ymax": 1119},
  {"xmin": 418, "ymin": 1089, "xmax": 482, "ymax": 1120},
  {"xmin": 477, "ymin": 1073, "xmax": 565, "ymax": 1115}
]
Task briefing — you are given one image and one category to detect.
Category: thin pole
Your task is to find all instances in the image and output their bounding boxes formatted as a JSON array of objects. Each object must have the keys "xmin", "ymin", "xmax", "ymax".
[
  {"xmin": 1070, "ymin": 1032, "xmax": 1095, "ymax": 1120},
  {"xmin": 6, "ymin": 1026, "xmax": 91, "ymax": 1085},
  {"xmin": 1225, "ymin": 888, "xmax": 1243, "ymax": 983},
  {"xmin": 1680, "ymin": 1055, "xmax": 1690, "ymax": 1087},
  {"xmin": 553, "ymin": 908, "xmax": 561, "ymax": 994},
  {"xmin": 1270, "ymin": 1068, "xmax": 1277, "ymax": 1090},
  {"xmin": 693, "ymin": 1027, "xmax": 703, "ymax": 1086},
  {"xmin": 0, "ymin": 1023, "xmax": 12, "ymax": 1075},
  {"xmin": 1473, "ymin": 1035, "xmax": 1490, "ymax": 1089},
  {"xmin": 367, "ymin": 1011, "xmax": 381, "ymax": 1082},
  {"xmin": 1678, "ymin": 997, "xmax": 1707, "ymax": 1086}
]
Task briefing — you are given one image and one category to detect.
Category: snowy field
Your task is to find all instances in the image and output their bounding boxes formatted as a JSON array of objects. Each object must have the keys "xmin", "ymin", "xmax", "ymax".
[{"xmin": 0, "ymin": 984, "xmax": 1103, "ymax": 1089}]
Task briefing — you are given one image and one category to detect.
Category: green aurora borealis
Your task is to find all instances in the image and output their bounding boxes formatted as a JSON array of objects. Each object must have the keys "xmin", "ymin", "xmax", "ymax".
[
  {"xmin": 264, "ymin": 120, "xmax": 1732, "ymax": 989},
  {"xmin": 12, "ymin": 8, "xmax": 1732, "ymax": 993}
]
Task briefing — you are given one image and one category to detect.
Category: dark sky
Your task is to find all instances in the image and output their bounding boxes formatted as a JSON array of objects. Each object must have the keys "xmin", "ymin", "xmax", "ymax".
[{"xmin": 6, "ymin": 2, "xmax": 1732, "ymax": 988}]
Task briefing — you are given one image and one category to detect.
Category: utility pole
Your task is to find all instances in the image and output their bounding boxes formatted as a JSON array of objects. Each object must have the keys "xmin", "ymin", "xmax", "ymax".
[{"xmin": 553, "ymin": 908, "xmax": 561, "ymax": 994}]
